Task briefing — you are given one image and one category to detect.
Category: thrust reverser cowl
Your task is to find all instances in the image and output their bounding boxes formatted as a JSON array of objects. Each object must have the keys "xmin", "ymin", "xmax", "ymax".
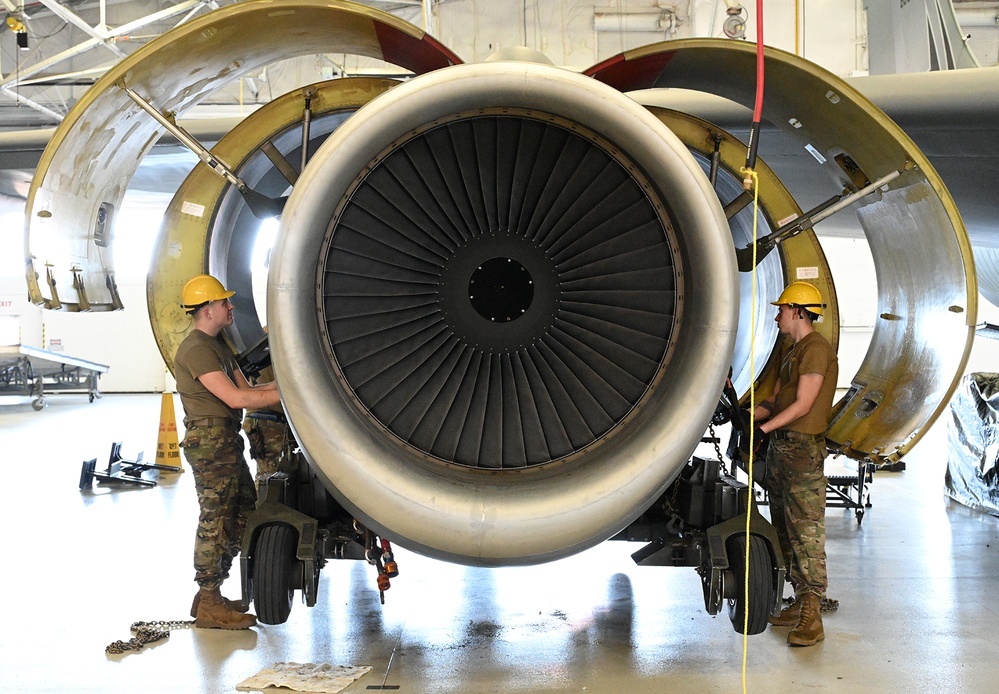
[
  {"xmin": 602, "ymin": 41, "xmax": 975, "ymax": 465},
  {"xmin": 269, "ymin": 61, "xmax": 739, "ymax": 566},
  {"xmin": 24, "ymin": 0, "xmax": 461, "ymax": 312}
]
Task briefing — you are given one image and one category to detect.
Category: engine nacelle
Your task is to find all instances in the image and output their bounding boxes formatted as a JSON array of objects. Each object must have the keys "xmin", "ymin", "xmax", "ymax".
[{"xmin": 270, "ymin": 61, "xmax": 739, "ymax": 566}]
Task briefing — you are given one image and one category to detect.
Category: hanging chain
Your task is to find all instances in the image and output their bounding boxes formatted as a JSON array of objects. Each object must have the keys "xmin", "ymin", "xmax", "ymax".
[
  {"xmin": 105, "ymin": 620, "xmax": 194, "ymax": 655},
  {"xmin": 707, "ymin": 422, "xmax": 729, "ymax": 476}
]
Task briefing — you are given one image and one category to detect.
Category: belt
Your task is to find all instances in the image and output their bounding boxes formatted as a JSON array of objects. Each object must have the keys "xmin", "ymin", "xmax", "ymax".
[
  {"xmin": 247, "ymin": 411, "xmax": 287, "ymax": 424},
  {"xmin": 771, "ymin": 429, "xmax": 825, "ymax": 442},
  {"xmin": 185, "ymin": 416, "xmax": 238, "ymax": 428}
]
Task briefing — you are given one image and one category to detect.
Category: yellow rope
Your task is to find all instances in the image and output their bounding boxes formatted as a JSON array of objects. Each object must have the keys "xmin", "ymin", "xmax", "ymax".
[{"xmin": 739, "ymin": 166, "xmax": 760, "ymax": 694}]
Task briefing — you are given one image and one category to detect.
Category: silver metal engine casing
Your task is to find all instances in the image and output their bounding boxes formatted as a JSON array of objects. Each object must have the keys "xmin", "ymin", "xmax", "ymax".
[{"xmin": 270, "ymin": 62, "xmax": 738, "ymax": 566}]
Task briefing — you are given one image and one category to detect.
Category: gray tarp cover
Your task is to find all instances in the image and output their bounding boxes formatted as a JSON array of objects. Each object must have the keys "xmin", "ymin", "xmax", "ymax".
[{"xmin": 946, "ymin": 372, "xmax": 999, "ymax": 515}]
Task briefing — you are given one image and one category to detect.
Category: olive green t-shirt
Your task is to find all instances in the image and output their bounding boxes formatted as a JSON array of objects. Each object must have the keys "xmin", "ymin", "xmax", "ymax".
[
  {"xmin": 174, "ymin": 329, "xmax": 242, "ymax": 426},
  {"xmin": 774, "ymin": 331, "xmax": 838, "ymax": 435}
]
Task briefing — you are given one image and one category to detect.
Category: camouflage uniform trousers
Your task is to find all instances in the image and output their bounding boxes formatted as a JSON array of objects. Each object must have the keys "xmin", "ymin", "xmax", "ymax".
[
  {"xmin": 765, "ymin": 431, "xmax": 828, "ymax": 598},
  {"xmin": 181, "ymin": 424, "xmax": 257, "ymax": 590},
  {"xmin": 242, "ymin": 416, "xmax": 297, "ymax": 481}
]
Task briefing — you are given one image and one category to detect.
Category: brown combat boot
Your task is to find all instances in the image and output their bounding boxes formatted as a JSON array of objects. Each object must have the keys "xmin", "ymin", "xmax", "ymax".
[
  {"xmin": 190, "ymin": 589, "xmax": 248, "ymax": 618},
  {"xmin": 194, "ymin": 587, "xmax": 257, "ymax": 630},
  {"xmin": 768, "ymin": 595, "xmax": 803, "ymax": 627},
  {"xmin": 787, "ymin": 592, "xmax": 824, "ymax": 647}
]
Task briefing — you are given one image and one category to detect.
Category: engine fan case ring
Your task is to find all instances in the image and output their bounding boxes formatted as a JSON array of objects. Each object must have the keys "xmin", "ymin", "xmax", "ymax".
[{"xmin": 270, "ymin": 61, "xmax": 738, "ymax": 565}]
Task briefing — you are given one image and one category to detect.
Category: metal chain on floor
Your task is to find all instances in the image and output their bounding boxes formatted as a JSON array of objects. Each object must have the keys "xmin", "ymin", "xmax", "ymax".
[{"xmin": 105, "ymin": 619, "xmax": 194, "ymax": 655}]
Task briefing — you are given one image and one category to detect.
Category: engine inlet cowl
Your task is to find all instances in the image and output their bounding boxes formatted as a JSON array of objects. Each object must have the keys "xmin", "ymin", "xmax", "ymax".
[{"xmin": 270, "ymin": 61, "xmax": 738, "ymax": 566}]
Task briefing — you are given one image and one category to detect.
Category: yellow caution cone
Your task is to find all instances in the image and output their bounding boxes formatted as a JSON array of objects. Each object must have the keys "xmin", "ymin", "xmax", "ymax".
[{"xmin": 156, "ymin": 391, "xmax": 183, "ymax": 472}]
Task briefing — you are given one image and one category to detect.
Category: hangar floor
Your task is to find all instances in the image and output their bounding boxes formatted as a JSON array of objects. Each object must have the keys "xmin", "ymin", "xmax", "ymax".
[{"xmin": 1, "ymin": 393, "xmax": 998, "ymax": 693}]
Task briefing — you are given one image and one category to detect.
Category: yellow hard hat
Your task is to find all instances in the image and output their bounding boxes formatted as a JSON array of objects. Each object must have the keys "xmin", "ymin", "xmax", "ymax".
[
  {"xmin": 771, "ymin": 281, "xmax": 826, "ymax": 316},
  {"xmin": 181, "ymin": 274, "xmax": 234, "ymax": 309}
]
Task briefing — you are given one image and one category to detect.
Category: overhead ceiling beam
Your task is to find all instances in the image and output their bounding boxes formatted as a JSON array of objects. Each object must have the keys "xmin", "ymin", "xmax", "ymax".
[
  {"xmin": 15, "ymin": 65, "xmax": 112, "ymax": 87},
  {"xmin": 111, "ymin": 0, "xmax": 207, "ymax": 36},
  {"xmin": 2, "ymin": 36, "xmax": 108, "ymax": 90},
  {"xmin": 0, "ymin": 87, "xmax": 65, "ymax": 121},
  {"xmin": 0, "ymin": 0, "xmax": 210, "ymax": 122},
  {"xmin": 35, "ymin": 0, "xmax": 128, "ymax": 58}
]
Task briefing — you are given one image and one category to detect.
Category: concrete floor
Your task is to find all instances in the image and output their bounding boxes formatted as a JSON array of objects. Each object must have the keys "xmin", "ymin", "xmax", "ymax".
[{"xmin": 2, "ymin": 392, "xmax": 998, "ymax": 693}]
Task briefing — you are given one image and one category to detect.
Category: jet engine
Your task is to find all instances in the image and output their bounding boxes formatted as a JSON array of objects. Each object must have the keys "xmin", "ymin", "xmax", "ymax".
[
  {"xmin": 270, "ymin": 60, "xmax": 738, "ymax": 565},
  {"xmin": 23, "ymin": 1, "xmax": 975, "ymax": 580}
]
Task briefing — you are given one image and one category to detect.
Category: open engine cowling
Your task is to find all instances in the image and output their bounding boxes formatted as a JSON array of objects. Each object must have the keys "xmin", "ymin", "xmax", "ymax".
[
  {"xmin": 23, "ymin": 0, "xmax": 975, "ymax": 567},
  {"xmin": 269, "ymin": 61, "xmax": 739, "ymax": 566}
]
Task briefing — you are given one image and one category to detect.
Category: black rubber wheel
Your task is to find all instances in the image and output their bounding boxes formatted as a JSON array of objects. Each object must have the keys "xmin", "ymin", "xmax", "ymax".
[
  {"xmin": 253, "ymin": 524, "xmax": 298, "ymax": 625},
  {"xmin": 726, "ymin": 534, "xmax": 773, "ymax": 635}
]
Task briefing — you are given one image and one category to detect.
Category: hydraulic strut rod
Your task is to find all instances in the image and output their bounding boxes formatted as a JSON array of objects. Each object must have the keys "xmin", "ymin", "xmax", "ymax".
[
  {"xmin": 119, "ymin": 81, "xmax": 284, "ymax": 218},
  {"xmin": 736, "ymin": 167, "xmax": 905, "ymax": 271}
]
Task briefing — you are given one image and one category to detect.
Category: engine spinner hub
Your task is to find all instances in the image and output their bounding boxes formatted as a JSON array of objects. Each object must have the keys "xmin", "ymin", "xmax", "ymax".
[
  {"xmin": 443, "ymin": 232, "xmax": 557, "ymax": 351},
  {"xmin": 467, "ymin": 255, "xmax": 536, "ymax": 325}
]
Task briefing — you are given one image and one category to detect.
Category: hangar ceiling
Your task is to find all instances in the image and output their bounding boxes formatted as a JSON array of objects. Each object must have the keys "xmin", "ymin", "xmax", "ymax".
[
  {"xmin": 0, "ymin": 0, "xmax": 425, "ymax": 129},
  {"xmin": 1, "ymin": 0, "xmax": 996, "ymax": 129},
  {"xmin": 0, "ymin": 0, "xmax": 995, "ymax": 203}
]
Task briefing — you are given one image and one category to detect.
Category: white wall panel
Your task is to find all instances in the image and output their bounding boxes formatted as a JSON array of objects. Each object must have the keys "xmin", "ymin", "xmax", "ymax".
[
  {"xmin": 432, "ymin": 0, "xmax": 867, "ymax": 75},
  {"xmin": 38, "ymin": 281, "xmax": 165, "ymax": 392}
]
